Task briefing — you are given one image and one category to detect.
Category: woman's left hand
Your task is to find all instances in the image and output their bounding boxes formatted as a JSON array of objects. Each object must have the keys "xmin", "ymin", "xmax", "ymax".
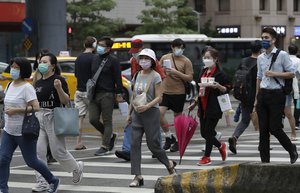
[
  {"xmin": 5, "ymin": 107, "xmax": 18, "ymax": 116},
  {"xmin": 54, "ymin": 79, "xmax": 62, "ymax": 90},
  {"xmin": 135, "ymin": 104, "xmax": 150, "ymax": 113}
]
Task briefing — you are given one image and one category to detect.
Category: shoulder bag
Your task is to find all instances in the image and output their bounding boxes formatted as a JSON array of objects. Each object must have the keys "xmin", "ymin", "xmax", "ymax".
[
  {"xmin": 53, "ymin": 103, "xmax": 79, "ymax": 136},
  {"xmin": 22, "ymin": 105, "xmax": 40, "ymax": 139},
  {"xmin": 171, "ymin": 55, "xmax": 192, "ymax": 94},
  {"xmin": 86, "ymin": 57, "xmax": 108, "ymax": 101},
  {"xmin": 132, "ymin": 71, "xmax": 155, "ymax": 107}
]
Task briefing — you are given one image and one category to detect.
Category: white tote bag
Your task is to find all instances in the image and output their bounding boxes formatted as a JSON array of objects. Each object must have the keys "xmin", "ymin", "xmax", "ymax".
[{"xmin": 217, "ymin": 94, "xmax": 232, "ymax": 112}]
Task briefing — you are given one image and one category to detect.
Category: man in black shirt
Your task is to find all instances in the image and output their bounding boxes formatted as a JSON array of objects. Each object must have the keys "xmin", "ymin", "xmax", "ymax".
[
  {"xmin": 74, "ymin": 36, "xmax": 97, "ymax": 150},
  {"xmin": 228, "ymin": 40, "xmax": 262, "ymax": 154},
  {"xmin": 89, "ymin": 36, "xmax": 123, "ymax": 156}
]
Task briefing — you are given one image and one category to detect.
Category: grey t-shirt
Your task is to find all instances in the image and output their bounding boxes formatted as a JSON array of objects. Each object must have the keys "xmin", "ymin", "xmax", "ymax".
[{"xmin": 133, "ymin": 70, "xmax": 161, "ymax": 108}]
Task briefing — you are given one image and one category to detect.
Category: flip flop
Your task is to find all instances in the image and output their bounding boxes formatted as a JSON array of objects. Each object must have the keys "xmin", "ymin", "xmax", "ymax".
[{"xmin": 75, "ymin": 145, "xmax": 87, "ymax": 150}]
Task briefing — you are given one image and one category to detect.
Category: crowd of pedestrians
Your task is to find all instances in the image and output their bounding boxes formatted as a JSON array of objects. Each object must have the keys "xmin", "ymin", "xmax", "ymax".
[{"xmin": 1, "ymin": 27, "xmax": 300, "ymax": 192}]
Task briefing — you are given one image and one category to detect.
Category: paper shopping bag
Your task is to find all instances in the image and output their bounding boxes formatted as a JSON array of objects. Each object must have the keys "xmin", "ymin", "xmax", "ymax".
[{"xmin": 217, "ymin": 94, "xmax": 232, "ymax": 112}]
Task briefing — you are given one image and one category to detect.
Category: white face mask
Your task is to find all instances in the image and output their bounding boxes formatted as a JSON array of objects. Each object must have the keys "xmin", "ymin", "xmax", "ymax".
[
  {"xmin": 174, "ymin": 48, "xmax": 184, "ymax": 56},
  {"xmin": 203, "ymin": 58, "xmax": 215, "ymax": 68},
  {"xmin": 139, "ymin": 59, "xmax": 152, "ymax": 70}
]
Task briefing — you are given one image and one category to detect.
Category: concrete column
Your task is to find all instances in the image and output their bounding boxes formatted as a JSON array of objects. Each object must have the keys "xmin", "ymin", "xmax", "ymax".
[{"xmin": 26, "ymin": 0, "xmax": 67, "ymax": 56}]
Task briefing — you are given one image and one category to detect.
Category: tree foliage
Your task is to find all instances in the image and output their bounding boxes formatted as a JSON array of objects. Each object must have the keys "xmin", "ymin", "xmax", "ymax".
[
  {"xmin": 127, "ymin": 0, "xmax": 198, "ymax": 35},
  {"xmin": 67, "ymin": 0, "xmax": 124, "ymax": 49},
  {"xmin": 201, "ymin": 18, "xmax": 218, "ymax": 37}
]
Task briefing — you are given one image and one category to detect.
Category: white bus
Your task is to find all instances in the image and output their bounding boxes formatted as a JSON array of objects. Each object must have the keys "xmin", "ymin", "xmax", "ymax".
[
  {"xmin": 112, "ymin": 34, "xmax": 260, "ymax": 80},
  {"xmin": 112, "ymin": 34, "xmax": 261, "ymax": 100}
]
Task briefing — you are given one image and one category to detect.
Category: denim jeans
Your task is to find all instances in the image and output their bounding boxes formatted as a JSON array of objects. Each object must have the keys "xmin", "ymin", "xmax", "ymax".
[
  {"xmin": 233, "ymin": 103, "xmax": 253, "ymax": 139},
  {"xmin": 0, "ymin": 131, "xmax": 56, "ymax": 193},
  {"xmin": 122, "ymin": 124, "xmax": 132, "ymax": 153}
]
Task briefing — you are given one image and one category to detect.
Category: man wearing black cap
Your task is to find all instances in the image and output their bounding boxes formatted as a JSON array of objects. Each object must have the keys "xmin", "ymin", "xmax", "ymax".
[{"xmin": 228, "ymin": 40, "xmax": 262, "ymax": 154}]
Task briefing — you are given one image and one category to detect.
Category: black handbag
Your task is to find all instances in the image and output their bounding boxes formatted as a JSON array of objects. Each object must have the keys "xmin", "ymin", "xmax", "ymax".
[
  {"xmin": 86, "ymin": 57, "xmax": 107, "ymax": 101},
  {"xmin": 22, "ymin": 105, "xmax": 40, "ymax": 139}
]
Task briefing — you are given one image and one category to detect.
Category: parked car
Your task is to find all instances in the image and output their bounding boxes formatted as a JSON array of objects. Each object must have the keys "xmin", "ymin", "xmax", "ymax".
[
  {"xmin": 0, "ymin": 57, "xmax": 132, "ymax": 102},
  {"xmin": 0, "ymin": 62, "xmax": 8, "ymax": 73}
]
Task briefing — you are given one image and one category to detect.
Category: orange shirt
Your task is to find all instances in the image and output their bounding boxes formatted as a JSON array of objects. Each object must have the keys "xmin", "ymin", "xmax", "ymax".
[{"xmin": 159, "ymin": 53, "xmax": 194, "ymax": 94}]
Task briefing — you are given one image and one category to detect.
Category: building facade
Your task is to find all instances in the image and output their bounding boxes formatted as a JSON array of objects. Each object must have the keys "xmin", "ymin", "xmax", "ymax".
[
  {"xmin": 103, "ymin": 0, "xmax": 300, "ymax": 49},
  {"xmin": 188, "ymin": 0, "xmax": 300, "ymax": 49}
]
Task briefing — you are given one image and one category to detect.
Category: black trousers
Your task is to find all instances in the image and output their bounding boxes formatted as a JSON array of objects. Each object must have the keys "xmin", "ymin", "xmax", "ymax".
[
  {"xmin": 293, "ymin": 99, "xmax": 300, "ymax": 127},
  {"xmin": 199, "ymin": 116, "xmax": 221, "ymax": 157},
  {"xmin": 256, "ymin": 89, "xmax": 293, "ymax": 162}
]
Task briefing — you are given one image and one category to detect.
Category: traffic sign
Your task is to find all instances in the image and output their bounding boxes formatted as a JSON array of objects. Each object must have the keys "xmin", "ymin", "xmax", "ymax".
[
  {"xmin": 21, "ymin": 18, "xmax": 33, "ymax": 36},
  {"xmin": 23, "ymin": 38, "xmax": 32, "ymax": 50}
]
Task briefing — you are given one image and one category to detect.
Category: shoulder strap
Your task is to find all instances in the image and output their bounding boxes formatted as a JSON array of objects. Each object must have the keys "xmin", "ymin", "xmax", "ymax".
[
  {"xmin": 144, "ymin": 71, "xmax": 155, "ymax": 93},
  {"xmin": 269, "ymin": 49, "xmax": 284, "ymax": 87},
  {"xmin": 92, "ymin": 57, "xmax": 108, "ymax": 82},
  {"xmin": 5, "ymin": 81, "xmax": 12, "ymax": 93},
  {"xmin": 268, "ymin": 49, "xmax": 281, "ymax": 70},
  {"xmin": 134, "ymin": 71, "xmax": 155, "ymax": 93},
  {"xmin": 171, "ymin": 55, "xmax": 187, "ymax": 86}
]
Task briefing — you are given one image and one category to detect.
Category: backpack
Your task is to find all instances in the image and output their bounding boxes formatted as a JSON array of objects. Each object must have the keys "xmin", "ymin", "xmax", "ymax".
[{"xmin": 233, "ymin": 57, "xmax": 257, "ymax": 101}]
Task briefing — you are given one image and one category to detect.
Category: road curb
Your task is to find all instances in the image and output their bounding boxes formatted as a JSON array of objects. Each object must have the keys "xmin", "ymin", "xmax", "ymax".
[{"xmin": 155, "ymin": 162, "xmax": 300, "ymax": 193}]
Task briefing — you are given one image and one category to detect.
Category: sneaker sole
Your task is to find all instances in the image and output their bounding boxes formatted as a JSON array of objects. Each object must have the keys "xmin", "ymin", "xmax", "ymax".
[
  {"xmin": 73, "ymin": 161, "xmax": 84, "ymax": 184},
  {"xmin": 32, "ymin": 187, "xmax": 49, "ymax": 192},
  {"xmin": 94, "ymin": 151, "xmax": 111, "ymax": 156},
  {"xmin": 197, "ymin": 162, "xmax": 211, "ymax": 166}
]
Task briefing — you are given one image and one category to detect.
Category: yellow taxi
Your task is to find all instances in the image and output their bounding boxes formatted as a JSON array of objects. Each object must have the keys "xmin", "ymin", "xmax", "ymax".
[{"xmin": 0, "ymin": 56, "xmax": 132, "ymax": 101}]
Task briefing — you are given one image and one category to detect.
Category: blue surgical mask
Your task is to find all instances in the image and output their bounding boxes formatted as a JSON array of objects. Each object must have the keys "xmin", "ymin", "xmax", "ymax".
[
  {"xmin": 38, "ymin": 63, "xmax": 49, "ymax": 75},
  {"xmin": 174, "ymin": 48, "xmax": 183, "ymax": 56},
  {"xmin": 261, "ymin": 40, "xmax": 271, "ymax": 49},
  {"xmin": 10, "ymin": 68, "xmax": 20, "ymax": 80},
  {"xmin": 96, "ymin": 46, "xmax": 106, "ymax": 55}
]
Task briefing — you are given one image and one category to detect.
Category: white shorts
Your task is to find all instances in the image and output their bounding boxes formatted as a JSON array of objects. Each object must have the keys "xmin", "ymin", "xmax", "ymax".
[{"xmin": 74, "ymin": 90, "xmax": 89, "ymax": 116}]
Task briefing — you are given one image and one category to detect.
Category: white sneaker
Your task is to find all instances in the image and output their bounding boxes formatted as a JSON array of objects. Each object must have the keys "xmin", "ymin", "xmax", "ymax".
[
  {"xmin": 32, "ymin": 181, "xmax": 49, "ymax": 192},
  {"xmin": 73, "ymin": 161, "xmax": 84, "ymax": 184}
]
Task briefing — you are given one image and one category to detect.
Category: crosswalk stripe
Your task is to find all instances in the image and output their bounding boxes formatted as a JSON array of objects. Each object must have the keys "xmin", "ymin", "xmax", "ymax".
[
  {"xmin": 49, "ymin": 161, "xmax": 220, "ymax": 170},
  {"xmin": 8, "ymin": 182, "xmax": 154, "ymax": 193},
  {"xmin": 10, "ymin": 169, "xmax": 161, "ymax": 181}
]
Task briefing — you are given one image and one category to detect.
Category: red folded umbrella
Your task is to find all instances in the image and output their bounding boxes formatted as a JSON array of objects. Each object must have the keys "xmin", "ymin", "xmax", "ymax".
[{"xmin": 174, "ymin": 111, "xmax": 198, "ymax": 164}]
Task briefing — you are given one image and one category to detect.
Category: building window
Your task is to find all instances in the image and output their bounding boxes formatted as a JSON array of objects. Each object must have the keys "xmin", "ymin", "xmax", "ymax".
[
  {"xmin": 219, "ymin": 0, "xmax": 230, "ymax": 12},
  {"xmin": 260, "ymin": 0, "xmax": 266, "ymax": 10},
  {"xmin": 195, "ymin": 0, "xmax": 206, "ymax": 13},
  {"xmin": 277, "ymin": 0, "xmax": 283, "ymax": 11},
  {"xmin": 294, "ymin": 0, "xmax": 300, "ymax": 11}
]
